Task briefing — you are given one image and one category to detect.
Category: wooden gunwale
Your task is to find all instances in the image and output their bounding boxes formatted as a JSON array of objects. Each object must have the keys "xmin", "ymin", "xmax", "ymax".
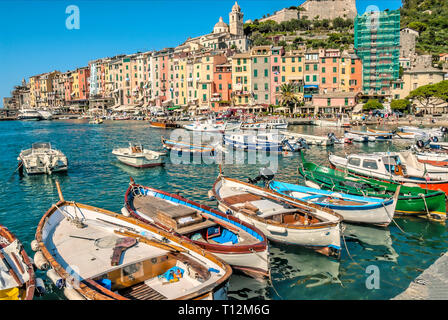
[
  {"xmin": 35, "ymin": 200, "xmax": 232, "ymax": 300},
  {"xmin": 125, "ymin": 183, "xmax": 268, "ymax": 254},
  {"xmin": 211, "ymin": 176, "xmax": 342, "ymax": 230},
  {"xmin": 0, "ymin": 225, "xmax": 35, "ymax": 300}
]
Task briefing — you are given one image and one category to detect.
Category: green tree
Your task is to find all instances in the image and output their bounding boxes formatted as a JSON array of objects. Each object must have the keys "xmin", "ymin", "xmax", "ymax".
[
  {"xmin": 363, "ymin": 99, "xmax": 384, "ymax": 111},
  {"xmin": 390, "ymin": 99, "xmax": 411, "ymax": 112},
  {"xmin": 278, "ymin": 83, "xmax": 300, "ymax": 113},
  {"xmin": 407, "ymin": 83, "xmax": 438, "ymax": 113}
]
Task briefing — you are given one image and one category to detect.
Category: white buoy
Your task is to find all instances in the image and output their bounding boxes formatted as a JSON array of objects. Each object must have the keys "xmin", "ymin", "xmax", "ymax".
[
  {"xmin": 33, "ymin": 251, "xmax": 49, "ymax": 270},
  {"xmin": 121, "ymin": 207, "xmax": 130, "ymax": 217},
  {"xmin": 63, "ymin": 287, "xmax": 86, "ymax": 300},
  {"xmin": 31, "ymin": 240, "xmax": 39, "ymax": 252},
  {"xmin": 47, "ymin": 269, "xmax": 65, "ymax": 289},
  {"xmin": 207, "ymin": 190, "xmax": 215, "ymax": 200},
  {"xmin": 305, "ymin": 180, "xmax": 321, "ymax": 190},
  {"xmin": 35, "ymin": 278, "xmax": 46, "ymax": 296}
]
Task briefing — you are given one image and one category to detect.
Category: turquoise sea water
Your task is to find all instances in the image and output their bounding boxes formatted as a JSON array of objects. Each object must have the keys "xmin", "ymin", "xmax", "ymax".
[{"xmin": 1, "ymin": 120, "xmax": 447, "ymax": 300}]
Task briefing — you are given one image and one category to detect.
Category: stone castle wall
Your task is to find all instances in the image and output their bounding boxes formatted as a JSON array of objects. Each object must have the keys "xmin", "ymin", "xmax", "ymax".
[
  {"xmin": 299, "ymin": 0, "xmax": 357, "ymax": 21},
  {"xmin": 259, "ymin": 8, "xmax": 300, "ymax": 24}
]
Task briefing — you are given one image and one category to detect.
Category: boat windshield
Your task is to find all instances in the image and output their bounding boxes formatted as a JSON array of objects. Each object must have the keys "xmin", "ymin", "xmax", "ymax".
[{"xmin": 32, "ymin": 142, "xmax": 51, "ymax": 150}]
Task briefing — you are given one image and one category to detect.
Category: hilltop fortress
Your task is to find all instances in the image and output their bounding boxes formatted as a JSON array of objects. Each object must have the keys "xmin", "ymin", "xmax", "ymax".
[
  {"xmin": 258, "ymin": 0, "xmax": 357, "ymax": 24},
  {"xmin": 299, "ymin": 0, "xmax": 357, "ymax": 21}
]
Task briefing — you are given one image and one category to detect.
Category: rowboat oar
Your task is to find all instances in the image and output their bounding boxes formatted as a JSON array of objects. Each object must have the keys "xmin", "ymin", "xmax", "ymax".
[{"xmin": 0, "ymin": 249, "xmax": 22, "ymax": 287}]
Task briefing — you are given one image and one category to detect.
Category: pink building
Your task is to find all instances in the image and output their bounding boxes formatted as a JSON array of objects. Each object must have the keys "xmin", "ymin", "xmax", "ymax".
[
  {"xmin": 319, "ymin": 49, "xmax": 340, "ymax": 93},
  {"xmin": 312, "ymin": 92, "xmax": 358, "ymax": 113},
  {"xmin": 77, "ymin": 67, "xmax": 90, "ymax": 101},
  {"xmin": 270, "ymin": 46, "xmax": 284, "ymax": 105}
]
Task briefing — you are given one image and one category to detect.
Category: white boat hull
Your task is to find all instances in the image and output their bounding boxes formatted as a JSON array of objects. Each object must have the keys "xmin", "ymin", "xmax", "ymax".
[{"xmin": 217, "ymin": 203, "xmax": 341, "ymax": 252}]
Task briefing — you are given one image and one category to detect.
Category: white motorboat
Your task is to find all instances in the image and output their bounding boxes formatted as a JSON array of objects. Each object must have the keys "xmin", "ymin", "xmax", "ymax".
[
  {"xmin": 17, "ymin": 143, "xmax": 68, "ymax": 175},
  {"xmin": 34, "ymin": 182, "xmax": 232, "ymax": 300},
  {"xmin": 183, "ymin": 119, "xmax": 240, "ymax": 132},
  {"xmin": 328, "ymin": 152, "xmax": 448, "ymax": 194},
  {"xmin": 280, "ymin": 131, "xmax": 340, "ymax": 146},
  {"xmin": 210, "ymin": 171, "xmax": 342, "ymax": 257},
  {"xmin": 17, "ymin": 109, "xmax": 42, "ymax": 121},
  {"xmin": 265, "ymin": 118, "xmax": 288, "ymax": 129},
  {"xmin": 344, "ymin": 132, "xmax": 373, "ymax": 143},
  {"xmin": 240, "ymin": 121, "xmax": 268, "ymax": 130},
  {"xmin": 313, "ymin": 114, "xmax": 350, "ymax": 128},
  {"xmin": 37, "ymin": 110, "xmax": 53, "ymax": 120},
  {"xmin": 223, "ymin": 132, "xmax": 299, "ymax": 152},
  {"xmin": 112, "ymin": 143, "xmax": 166, "ymax": 168},
  {"xmin": 399, "ymin": 126, "xmax": 446, "ymax": 138}
]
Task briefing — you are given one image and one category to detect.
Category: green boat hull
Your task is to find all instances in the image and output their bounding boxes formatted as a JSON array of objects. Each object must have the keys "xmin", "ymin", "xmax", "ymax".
[{"xmin": 299, "ymin": 152, "xmax": 446, "ymax": 220}]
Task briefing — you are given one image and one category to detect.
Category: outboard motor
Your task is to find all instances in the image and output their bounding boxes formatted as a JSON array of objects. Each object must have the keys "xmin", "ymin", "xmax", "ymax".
[
  {"xmin": 441, "ymin": 127, "xmax": 447, "ymax": 135},
  {"xmin": 416, "ymin": 139, "xmax": 431, "ymax": 149},
  {"xmin": 248, "ymin": 167, "xmax": 275, "ymax": 186},
  {"xmin": 297, "ymin": 138, "xmax": 309, "ymax": 150},
  {"xmin": 431, "ymin": 136, "xmax": 439, "ymax": 143},
  {"xmin": 327, "ymin": 132, "xmax": 339, "ymax": 143}
]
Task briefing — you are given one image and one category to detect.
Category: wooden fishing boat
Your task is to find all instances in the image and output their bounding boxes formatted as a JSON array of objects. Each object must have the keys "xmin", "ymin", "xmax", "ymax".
[
  {"xmin": 345, "ymin": 129, "xmax": 393, "ymax": 141},
  {"xmin": 415, "ymin": 152, "xmax": 448, "ymax": 168},
  {"xmin": 124, "ymin": 179, "xmax": 269, "ymax": 278},
  {"xmin": 298, "ymin": 152, "xmax": 446, "ymax": 221},
  {"xmin": 149, "ymin": 120, "xmax": 179, "ymax": 129},
  {"xmin": 328, "ymin": 152, "xmax": 448, "ymax": 194},
  {"xmin": 210, "ymin": 171, "xmax": 342, "ymax": 257},
  {"xmin": 89, "ymin": 118, "xmax": 103, "ymax": 124},
  {"xmin": 0, "ymin": 225, "xmax": 35, "ymax": 300},
  {"xmin": 161, "ymin": 136, "xmax": 215, "ymax": 156},
  {"xmin": 269, "ymin": 180, "xmax": 400, "ymax": 227},
  {"xmin": 34, "ymin": 182, "xmax": 232, "ymax": 300},
  {"xmin": 367, "ymin": 128, "xmax": 418, "ymax": 140},
  {"xmin": 112, "ymin": 143, "xmax": 166, "ymax": 168}
]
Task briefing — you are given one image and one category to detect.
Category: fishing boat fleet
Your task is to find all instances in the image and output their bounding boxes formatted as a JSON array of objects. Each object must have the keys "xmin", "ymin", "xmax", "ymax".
[{"xmin": 5, "ymin": 120, "xmax": 448, "ymax": 301}]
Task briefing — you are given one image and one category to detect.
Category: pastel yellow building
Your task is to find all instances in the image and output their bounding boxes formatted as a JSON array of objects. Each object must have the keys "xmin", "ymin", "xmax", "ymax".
[
  {"xmin": 231, "ymin": 53, "xmax": 252, "ymax": 106},
  {"xmin": 281, "ymin": 50, "xmax": 305, "ymax": 101}
]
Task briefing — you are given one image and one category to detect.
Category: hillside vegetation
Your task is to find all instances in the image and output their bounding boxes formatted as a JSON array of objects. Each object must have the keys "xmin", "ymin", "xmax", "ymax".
[{"xmin": 400, "ymin": 0, "xmax": 448, "ymax": 54}]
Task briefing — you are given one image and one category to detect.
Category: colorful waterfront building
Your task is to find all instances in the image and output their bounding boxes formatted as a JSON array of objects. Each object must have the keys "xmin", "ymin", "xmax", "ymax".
[
  {"xmin": 251, "ymin": 46, "xmax": 272, "ymax": 106},
  {"xmin": 303, "ymin": 50, "xmax": 320, "ymax": 102},
  {"xmin": 319, "ymin": 49, "xmax": 341, "ymax": 94},
  {"xmin": 231, "ymin": 52, "xmax": 252, "ymax": 106},
  {"xmin": 281, "ymin": 49, "xmax": 305, "ymax": 95},
  {"xmin": 212, "ymin": 62, "xmax": 232, "ymax": 112},
  {"xmin": 270, "ymin": 46, "xmax": 284, "ymax": 105},
  {"xmin": 354, "ymin": 9, "xmax": 401, "ymax": 96}
]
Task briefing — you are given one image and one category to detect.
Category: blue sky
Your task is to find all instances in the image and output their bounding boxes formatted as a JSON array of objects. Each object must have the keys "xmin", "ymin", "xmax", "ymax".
[{"xmin": 0, "ymin": 0, "xmax": 403, "ymax": 105}]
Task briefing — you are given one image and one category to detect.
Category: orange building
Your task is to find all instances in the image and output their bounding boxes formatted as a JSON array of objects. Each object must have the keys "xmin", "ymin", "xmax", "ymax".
[
  {"xmin": 212, "ymin": 62, "xmax": 232, "ymax": 112},
  {"xmin": 319, "ymin": 49, "xmax": 340, "ymax": 93}
]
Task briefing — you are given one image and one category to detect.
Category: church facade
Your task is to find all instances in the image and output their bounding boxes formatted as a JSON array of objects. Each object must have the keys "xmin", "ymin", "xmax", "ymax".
[{"xmin": 182, "ymin": 2, "xmax": 250, "ymax": 53}]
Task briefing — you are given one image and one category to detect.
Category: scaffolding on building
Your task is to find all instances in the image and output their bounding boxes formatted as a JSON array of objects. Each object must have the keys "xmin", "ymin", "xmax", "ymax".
[{"xmin": 354, "ymin": 9, "xmax": 400, "ymax": 95}]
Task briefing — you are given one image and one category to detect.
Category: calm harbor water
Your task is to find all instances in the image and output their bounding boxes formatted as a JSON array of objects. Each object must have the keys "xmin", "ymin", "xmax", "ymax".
[{"xmin": 1, "ymin": 119, "xmax": 447, "ymax": 300}]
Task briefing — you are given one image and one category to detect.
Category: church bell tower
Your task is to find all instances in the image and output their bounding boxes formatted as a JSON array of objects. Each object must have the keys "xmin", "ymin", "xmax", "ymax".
[{"xmin": 229, "ymin": 1, "xmax": 244, "ymax": 36}]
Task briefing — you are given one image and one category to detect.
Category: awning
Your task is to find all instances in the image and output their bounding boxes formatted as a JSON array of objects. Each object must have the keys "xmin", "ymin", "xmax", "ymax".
[
  {"xmin": 304, "ymin": 85, "xmax": 318, "ymax": 89},
  {"xmin": 168, "ymin": 106, "xmax": 181, "ymax": 111},
  {"xmin": 199, "ymin": 106, "xmax": 210, "ymax": 110},
  {"xmin": 304, "ymin": 95, "xmax": 313, "ymax": 98}
]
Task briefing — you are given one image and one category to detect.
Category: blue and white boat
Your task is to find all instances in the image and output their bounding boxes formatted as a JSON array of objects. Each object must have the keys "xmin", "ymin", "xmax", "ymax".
[
  {"xmin": 223, "ymin": 132, "xmax": 298, "ymax": 152},
  {"xmin": 269, "ymin": 181, "xmax": 399, "ymax": 227}
]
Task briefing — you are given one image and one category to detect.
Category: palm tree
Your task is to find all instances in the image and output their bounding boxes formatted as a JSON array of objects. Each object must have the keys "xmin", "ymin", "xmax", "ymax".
[{"xmin": 277, "ymin": 83, "xmax": 300, "ymax": 114}]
